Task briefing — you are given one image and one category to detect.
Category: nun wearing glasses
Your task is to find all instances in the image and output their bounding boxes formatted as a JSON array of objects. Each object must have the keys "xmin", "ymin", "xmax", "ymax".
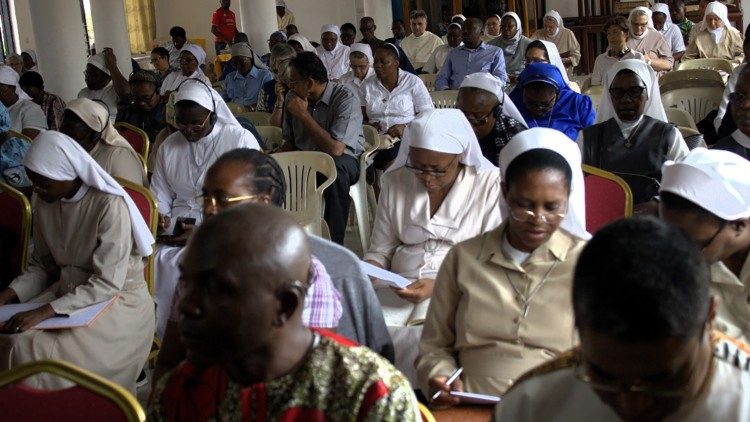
[
  {"xmin": 150, "ymin": 79, "xmax": 259, "ymax": 339},
  {"xmin": 364, "ymin": 108, "xmax": 502, "ymax": 385},
  {"xmin": 417, "ymin": 127, "xmax": 589, "ymax": 406}
]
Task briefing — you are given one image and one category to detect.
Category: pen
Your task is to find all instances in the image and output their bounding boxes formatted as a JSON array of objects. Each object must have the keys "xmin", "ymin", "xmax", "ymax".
[{"xmin": 431, "ymin": 367, "xmax": 463, "ymax": 401}]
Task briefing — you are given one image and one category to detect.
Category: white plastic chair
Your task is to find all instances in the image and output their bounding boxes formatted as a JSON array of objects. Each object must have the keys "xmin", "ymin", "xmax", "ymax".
[
  {"xmin": 584, "ymin": 84, "xmax": 603, "ymax": 113},
  {"xmin": 272, "ymin": 151, "xmax": 337, "ymax": 238},
  {"xmin": 661, "ymin": 86, "xmax": 723, "ymax": 124},
  {"xmin": 226, "ymin": 101, "xmax": 245, "ymax": 115},
  {"xmin": 349, "ymin": 126, "xmax": 380, "ymax": 254},
  {"xmin": 665, "ymin": 107, "xmax": 697, "ymax": 130},
  {"xmin": 677, "ymin": 58, "xmax": 734, "ymax": 74},
  {"xmin": 430, "ymin": 90, "xmax": 459, "ymax": 109},
  {"xmin": 418, "ymin": 74, "xmax": 437, "ymax": 92},
  {"xmin": 255, "ymin": 126, "xmax": 284, "ymax": 151},
  {"xmin": 235, "ymin": 111, "xmax": 272, "ymax": 126},
  {"xmin": 659, "ymin": 69, "xmax": 724, "ymax": 94}
]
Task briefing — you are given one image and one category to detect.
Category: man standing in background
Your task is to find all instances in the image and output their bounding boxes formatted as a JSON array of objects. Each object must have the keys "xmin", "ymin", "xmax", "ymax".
[{"xmin": 211, "ymin": 0, "xmax": 237, "ymax": 55}]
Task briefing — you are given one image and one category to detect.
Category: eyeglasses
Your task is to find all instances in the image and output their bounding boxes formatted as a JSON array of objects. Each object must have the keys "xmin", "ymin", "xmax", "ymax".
[
  {"xmin": 729, "ymin": 92, "xmax": 750, "ymax": 107},
  {"xmin": 609, "ymin": 86, "xmax": 647, "ymax": 100},
  {"xmin": 195, "ymin": 193, "xmax": 258, "ymax": 208},
  {"xmin": 699, "ymin": 221, "xmax": 727, "ymax": 250},
  {"xmin": 462, "ymin": 109, "xmax": 495, "ymax": 127},
  {"xmin": 523, "ymin": 95, "xmax": 556, "ymax": 110},
  {"xmin": 573, "ymin": 360, "xmax": 691, "ymax": 399},
  {"xmin": 175, "ymin": 113, "xmax": 211, "ymax": 131},
  {"xmin": 524, "ymin": 57, "xmax": 549, "ymax": 65},
  {"xmin": 131, "ymin": 91, "xmax": 157, "ymax": 105},
  {"xmin": 509, "ymin": 207, "xmax": 566, "ymax": 224},
  {"xmin": 405, "ymin": 155, "xmax": 458, "ymax": 177}
]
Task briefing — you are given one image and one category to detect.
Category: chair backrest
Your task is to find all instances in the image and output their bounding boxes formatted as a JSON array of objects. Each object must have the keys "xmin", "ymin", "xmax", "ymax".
[
  {"xmin": 418, "ymin": 73, "xmax": 437, "ymax": 91},
  {"xmin": 677, "ymin": 58, "xmax": 733, "ymax": 74},
  {"xmin": 418, "ymin": 403, "xmax": 436, "ymax": 422},
  {"xmin": 430, "ymin": 90, "xmax": 459, "ymax": 109},
  {"xmin": 582, "ymin": 164, "xmax": 634, "ymax": 234},
  {"xmin": 659, "ymin": 68, "xmax": 724, "ymax": 93},
  {"xmin": 664, "ymin": 107, "xmax": 697, "ymax": 129},
  {"xmin": 0, "ymin": 359, "xmax": 145, "ymax": 422},
  {"xmin": 271, "ymin": 151, "xmax": 337, "ymax": 236},
  {"xmin": 255, "ymin": 125, "xmax": 284, "ymax": 151},
  {"xmin": 0, "ymin": 183, "xmax": 31, "ymax": 283},
  {"xmin": 678, "ymin": 126, "xmax": 708, "ymax": 150},
  {"xmin": 7, "ymin": 130, "xmax": 31, "ymax": 143},
  {"xmin": 226, "ymin": 101, "xmax": 245, "ymax": 115},
  {"xmin": 113, "ymin": 122, "xmax": 150, "ymax": 164},
  {"xmin": 362, "ymin": 125, "xmax": 380, "ymax": 153},
  {"xmin": 115, "ymin": 177, "xmax": 157, "ymax": 296},
  {"xmin": 661, "ymin": 86, "xmax": 723, "ymax": 123},
  {"xmin": 235, "ymin": 111, "xmax": 272, "ymax": 126}
]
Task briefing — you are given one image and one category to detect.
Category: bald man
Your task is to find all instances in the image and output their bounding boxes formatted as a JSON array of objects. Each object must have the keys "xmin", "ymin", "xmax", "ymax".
[{"xmin": 149, "ymin": 204, "xmax": 419, "ymax": 421}]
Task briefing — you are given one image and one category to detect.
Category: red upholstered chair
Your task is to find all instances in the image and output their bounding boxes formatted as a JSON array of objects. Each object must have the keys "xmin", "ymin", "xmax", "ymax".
[
  {"xmin": 0, "ymin": 182, "xmax": 32, "ymax": 284},
  {"xmin": 582, "ymin": 164, "xmax": 634, "ymax": 234},
  {"xmin": 114, "ymin": 122, "xmax": 150, "ymax": 165},
  {"xmin": 0, "ymin": 359, "xmax": 145, "ymax": 421}
]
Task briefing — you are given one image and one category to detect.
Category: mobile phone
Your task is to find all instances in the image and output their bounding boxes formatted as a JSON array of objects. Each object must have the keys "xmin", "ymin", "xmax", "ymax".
[{"xmin": 172, "ymin": 217, "xmax": 196, "ymax": 236}]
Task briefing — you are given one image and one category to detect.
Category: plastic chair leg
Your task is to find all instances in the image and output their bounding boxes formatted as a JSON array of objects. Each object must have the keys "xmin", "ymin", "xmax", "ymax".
[{"xmin": 349, "ymin": 182, "xmax": 370, "ymax": 254}]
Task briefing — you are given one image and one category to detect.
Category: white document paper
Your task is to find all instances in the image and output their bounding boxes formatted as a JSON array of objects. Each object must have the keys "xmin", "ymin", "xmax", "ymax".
[
  {"xmin": 0, "ymin": 296, "xmax": 118, "ymax": 329},
  {"xmin": 449, "ymin": 391, "xmax": 501, "ymax": 405},
  {"xmin": 361, "ymin": 261, "xmax": 411, "ymax": 289}
]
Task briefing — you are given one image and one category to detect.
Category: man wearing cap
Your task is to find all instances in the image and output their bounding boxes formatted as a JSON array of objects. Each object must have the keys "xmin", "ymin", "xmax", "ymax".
[
  {"xmin": 276, "ymin": 0, "xmax": 295, "ymax": 31},
  {"xmin": 316, "ymin": 25, "xmax": 351, "ymax": 81},
  {"xmin": 457, "ymin": 72, "xmax": 527, "ymax": 165},
  {"xmin": 435, "ymin": 17, "xmax": 507, "ymax": 90},
  {"xmin": 211, "ymin": 0, "xmax": 237, "ymax": 55},
  {"xmin": 159, "ymin": 44, "xmax": 211, "ymax": 101},
  {"xmin": 115, "ymin": 70, "xmax": 166, "ymax": 143},
  {"xmin": 150, "ymin": 79, "xmax": 260, "ymax": 338},
  {"xmin": 222, "ymin": 43, "xmax": 273, "ymax": 110},
  {"xmin": 660, "ymin": 148, "xmax": 750, "ymax": 344},
  {"xmin": 400, "ymin": 10, "xmax": 444, "ymax": 67},
  {"xmin": 714, "ymin": 66, "xmax": 750, "ymax": 160},
  {"xmin": 0, "ymin": 65, "xmax": 46, "ymax": 139},
  {"xmin": 78, "ymin": 53, "xmax": 119, "ymax": 123}
]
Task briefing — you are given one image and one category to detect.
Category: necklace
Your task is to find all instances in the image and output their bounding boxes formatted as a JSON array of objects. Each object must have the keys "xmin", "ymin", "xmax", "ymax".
[
  {"xmin": 531, "ymin": 112, "xmax": 553, "ymax": 129},
  {"xmin": 505, "ymin": 261, "xmax": 559, "ymax": 319},
  {"xmin": 622, "ymin": 119, "xmax": 643, "ymax": 149}
]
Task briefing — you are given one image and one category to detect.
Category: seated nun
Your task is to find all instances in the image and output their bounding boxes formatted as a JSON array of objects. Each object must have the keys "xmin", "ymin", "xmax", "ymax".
[
  {"xmin": 578, "ymin": 59, "xmax": 688, "ymax": 212},
  {"xmin": 150, "ymin": 79, "xmax": 260, "ymax": 338},
  {"xmin": 715, "ymin": 65, "xmax": 750, "ymax": 159},
  {"xmin": 417, "ymin": 128, "xmax": 588, "ymax": 404},
  {"xmin": 489, "ymin": 12, "xmax": 533, "ymax": 80},
  {"xmin": 364, "ymin": 109, "xmax": 502, "ymax": 385},
  {"xmin": 316, "ymin": 24, "xmax": 351, "ymax": 81},
  {"xmin": 531, "ymin": 10, "xmax": 581, "ymax": 72},
  {"xmin": 457, "ymin": 72, "xmax": 527, "ymax": 166},
  {"xmin": 61, "ymin": 98, "xmax": 148, "ymax": 187},
  {"xmin": 523, "ymin": 40, "xmax": 577, "ymax": 91},
  {"xmin": 159, "ymin": 44, "xmax": 211, "ymax": 100},
  {"xmin": 360, "ymin": 43, "xmax": 434, "ymax": 170},
  {"xmin": 495, "ymin": 217, "xmax": 750, "ymax": 421},
  {"xmin": 590, "ymin": 17, "xmax": 645, "ymax": 86},
  {"xmin": 509, "ymin": 62, "xmax": 594, "ymax": 140},
  {"xmin": 626, "ymin": 7, "xmax": 674, "ymax": 74},
  {"xmin": 0, "ymin": 66, "xmax": 47, "ymax": 139},
  {"xmin": 77, "ymin": 54, "xmax": 120, "ymax": 121},
  {"xmin": 339, "ymin": 43, "xmax": 375, "ymax": 90},
  {"xmin": 684, "ymin": 1, "xmax": 744, "ymax": 66},
  {"xmin": 0, "ymin": 131, "xmax": 154, "ymax": 393},
  {"xmin": 652, "ymin": 3, "xmax": 686, "ymax": 62},
  {"xmin": 660, "ymin": 148, "xmax": 750, "ymax": 344}
]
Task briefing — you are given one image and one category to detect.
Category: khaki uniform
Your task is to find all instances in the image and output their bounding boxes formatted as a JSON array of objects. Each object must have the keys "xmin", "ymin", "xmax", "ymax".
[
  {"xmin": 711, "ymin": 253, "xmax": 750, "ymax": 343},
  {"xmin": 684, "ymin": 28, "xmax": 745, "ymax": 66},
  {"xmin": 90, "ymin": 141, "xmax": 148, "ymax": 187},
  {"xmin": 532, "ymin": 27, "xmax": 581, "ymax": 68}
]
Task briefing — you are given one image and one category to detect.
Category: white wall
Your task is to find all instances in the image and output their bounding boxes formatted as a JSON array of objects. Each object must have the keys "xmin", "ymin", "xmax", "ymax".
[{"xmin": 11, "ymin": 0, "xmax": 35, "ymax": 52}]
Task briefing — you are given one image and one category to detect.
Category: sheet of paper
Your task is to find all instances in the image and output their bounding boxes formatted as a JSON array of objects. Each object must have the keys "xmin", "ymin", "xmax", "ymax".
[
  {"xmin": 450, "ymin": 391, "xmax": 501, "ymax": 405},
  {"xmin": 0, "ymin": 296, "xmax": 118, "ymax": 330},
  {"xmin": 360, "ymin": 261, "xmax": 411, "ymax": 289}
]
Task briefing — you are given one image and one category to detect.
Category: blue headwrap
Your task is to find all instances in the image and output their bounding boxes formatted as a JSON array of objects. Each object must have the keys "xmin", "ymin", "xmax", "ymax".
[
  {"xmin": 509, "ymin": 63, "xmax": 595, "ymax": 140},
  {"xmin": 271, "ymin": 30, "xmax": 288, "ymax": 42}
]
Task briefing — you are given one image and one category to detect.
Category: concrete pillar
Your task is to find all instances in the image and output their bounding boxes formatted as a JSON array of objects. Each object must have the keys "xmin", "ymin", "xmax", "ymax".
[
  {"xmin": 238, "ymin": 0, "xmax": 277, "ymax": 56},
  {"xmin": 28, "ymin": 0, "xmax": 89, "ymax": 101},
  {"xmin": 90, "ymin": 0, "xmax": 132, "ymax": 75}
]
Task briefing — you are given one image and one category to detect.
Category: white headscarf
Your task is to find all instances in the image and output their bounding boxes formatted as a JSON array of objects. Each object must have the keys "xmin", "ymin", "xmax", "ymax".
[
  {"xmin": 288, "ymin": 34, "xmax": 317, "ymax": 53},
  {"xmin": 534, "ymin": 40, "xmax": 571, "ymax": 84},
  {"xmin": 596, "ymin": 59, "xmax": 666, "ymax": 123},
  {"xmin": 349, "ymin": 43, "xmax": 374, "ymax": 65},
  {"xmin": 388, "ymin": 109, "xmax": 496, "ymax": 174},
  {"xmin": 701, "ymin": 1, "xmax": 731, "ymax": 44},
  {"xmin": 0, "ymin": 65, "xmax": 31, "ymax": 100},
  {"xmin": 543, "ymin": 10, "xmax": 563, "ymax": 38},
  {"xmin": 22, "ymin": 49, "xmax": 37, "ymax": 67},
  {"xmin": 181, "ymin": 44, "xmax": 206, "ymax": 66},
  {"xmin": 459, "ymin": 72, "xmax": 527, "ymax": 126},
  {"xmin": 651, "ymin": 3, "xmax": 673, "ymax": 26},
  {"xmin": 66, "ymin": 98, "xmax": 136, "ymax": 149},
  {"xmin": 451, "ymin": 14, "xmax": 466, "ymax": 22},
  {"xmin": 629, "ymin": 7, "xmax": 654, "ymax": 40},
  {"xmin": 22, "ymin": 131, "xmax": 154, "ymax": 256},
  {"xmin": 661, "ymin": 148, "xmax": 750, "ymax": 220},
  {"xmin": 499, "ymin": 128, "xmax": 590, "ymax": 240},
  {"xmin": 275, "ymin": 0, "xmax": 286, "ymax": 7},
  {"xmin": 174, "ymin": 78, "xmax": 241, "ymax": 128},
  {"xmin": 321, "ymin": 24, "xmax": 341, "ymax": 37},
  {"xmin": 87, "ymin": 53, "xmax": 110, "ymax": 76}
]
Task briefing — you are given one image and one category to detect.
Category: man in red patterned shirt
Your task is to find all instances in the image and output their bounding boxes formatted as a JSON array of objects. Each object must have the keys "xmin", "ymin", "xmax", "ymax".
[
  {"xmin": 211, "ymin": 0, "xmax": 237, "ymax": 55},
  {"xmin": 149, "ymin": 204, "xmax": 419, "ymax": 421}
]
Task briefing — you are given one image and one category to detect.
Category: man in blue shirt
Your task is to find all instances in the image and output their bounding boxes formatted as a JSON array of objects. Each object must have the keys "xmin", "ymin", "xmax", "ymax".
[
  {"xmin": 436, "ymin": 17, "xmax": 507, "ymax": 90},
  {"xmin": 222, "ymin": 42, "xmax": 273, "ymax": 110}
]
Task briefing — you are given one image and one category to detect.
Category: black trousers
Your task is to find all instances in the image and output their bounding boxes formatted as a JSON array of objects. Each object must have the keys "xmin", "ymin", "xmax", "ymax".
[{"xmin": 322, "ymin": 154, "xmax": 359, "ymax": 245}]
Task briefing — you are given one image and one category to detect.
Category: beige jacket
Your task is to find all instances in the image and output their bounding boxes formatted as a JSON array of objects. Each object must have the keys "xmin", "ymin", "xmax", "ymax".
[{"xmin": 711, "ymin": 253, "xmax": 750, "ymax": 343}]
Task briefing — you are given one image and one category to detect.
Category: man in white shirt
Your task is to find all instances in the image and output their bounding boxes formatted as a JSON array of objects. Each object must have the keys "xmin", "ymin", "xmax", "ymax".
[
  {"xmin": 495, "ymin": 217, "xmax": 750, "ymax": 422},
  {"xmin": 0, "ymin": 65, "xmax": 46, "ymax": 139},
  {"xmin": 399, "ymin": 10, "xmax": 444, "ymax": 68},
  {"xmin": 77, "ymin": 53, "xmax": 120, "ymax": 123},
  {"xmin": 316, "ymin": 24, "xmax": 351, "ymax": 81}
]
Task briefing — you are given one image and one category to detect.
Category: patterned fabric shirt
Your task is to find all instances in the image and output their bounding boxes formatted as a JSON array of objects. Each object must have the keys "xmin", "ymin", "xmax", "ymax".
[
  {"xmin": 149, "ymin": 330, "xmax": 420, "ymax": 421},
  {"xmin": 0, "ymin": 136, "xmax": 31, "ymax": 188},
  {"xmin": 675, "ymin": 18, "xmax": 694, "ymax": 47},
  {"xmin": 40, "ymin": 92, "xmax": 65, "ymax": 131}
]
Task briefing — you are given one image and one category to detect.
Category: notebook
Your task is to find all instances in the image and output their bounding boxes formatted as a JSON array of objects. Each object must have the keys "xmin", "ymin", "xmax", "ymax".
[{"xmin": 0, "ymin": 295, "xmax": 119, "ymax": 330}]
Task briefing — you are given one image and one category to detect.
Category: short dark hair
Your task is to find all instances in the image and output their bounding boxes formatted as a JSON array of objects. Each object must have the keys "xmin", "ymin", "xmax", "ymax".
[
  {"xmin": 169, "ymin": 26, "xmax": 186, "ymax": 39},
  {"xmin": 526, "ymin": 40, "xmax": 550, "ymax": 60},
  {"xmin": 235, "ymin": 32, "xmax": 249, "ymax": 43},
  {"xmin": 604, "ymin": 16, "xmax": 629, "ymax": 33},
  {"xmin": 210, "ymin": 148, "xmax": 286, "ymax": 207},
  {"xmin": 573, "ymin": 217, "xmax": 710, "ymax": 342},
  {"xmin": 151, "ymin": 46, "xmax": 169, "ymax": 59},
  {"xmin": 18, "ymin": 71, "xmax": 43, "ymax": 89},
  {"xmin": 341, "ymin": 23, "xmax": 356, "ymax": 33},
  {"xmin": 660, "ymin": 191, "xmax": 725, "ymax": 224},
  {"xmin": 504, "ymin": 148, "xmax": 572, "ymax": 192},
  {"xmin": 393, "ymin": 19, "xmax": 404, "ymax": 25},
  {"xmin": 289, "ymin": 51, "xmax": 328, "ymax": 83}
]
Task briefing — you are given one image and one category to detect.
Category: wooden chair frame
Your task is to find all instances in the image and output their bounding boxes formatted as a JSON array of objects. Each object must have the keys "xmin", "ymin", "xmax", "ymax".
[
  {"xmin": 113, "ymin": 122, "xmax": 150, "ymax": 166},
  {"xmin": 0, "ymin": 182, "xmax": 32, "ymax": 273},
  {"xmin": 582, "ymin": 164, "xmax": 634, "ymax": 218}
]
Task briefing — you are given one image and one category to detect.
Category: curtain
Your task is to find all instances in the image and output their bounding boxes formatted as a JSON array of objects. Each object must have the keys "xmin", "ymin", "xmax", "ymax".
[{"xmin": 124, "ymin": 0, "xmax": 155, "ymax": 54}]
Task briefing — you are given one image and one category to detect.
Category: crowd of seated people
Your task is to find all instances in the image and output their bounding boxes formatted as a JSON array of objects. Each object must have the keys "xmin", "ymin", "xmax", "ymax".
[{"xmin": 2, "ymin": 2, "xmax": 750, "ymax": 420}]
